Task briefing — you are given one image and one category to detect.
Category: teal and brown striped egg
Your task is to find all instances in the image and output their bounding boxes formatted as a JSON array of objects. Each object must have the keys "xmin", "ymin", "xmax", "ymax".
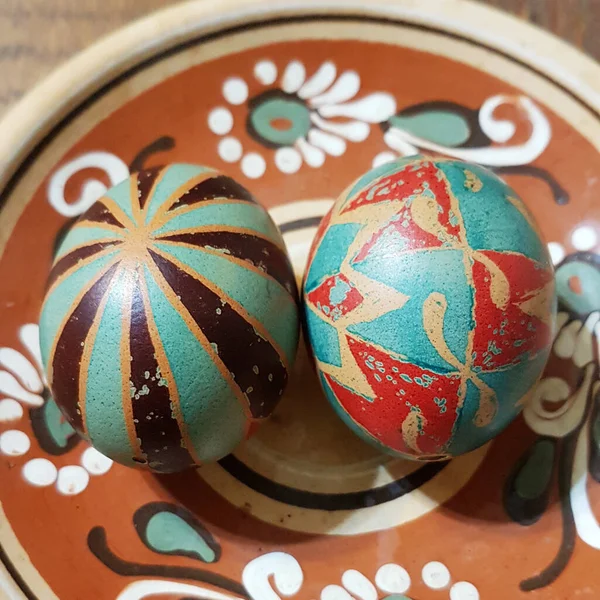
[{"xmin": 39, "ymin": 164, "xmax": 299, "ymax": 473}]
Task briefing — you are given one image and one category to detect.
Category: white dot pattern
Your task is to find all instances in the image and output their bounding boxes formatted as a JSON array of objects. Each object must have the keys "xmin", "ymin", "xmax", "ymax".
[
  {"xmin": 547, "ymin": 241, "xmax": 565, "ymax": 265},
  {"xmin": 422, "ymin": 561, "xmax": 451, "ymax": 590},
  {"xmin": 0, "ymin": 398, "xmax": 23, "ymax": 422},
  {"xmin": 218, "ymin": 136, "xmax": 243, "ymax": 163},
  {"xmin": 571, "ymin": 225, "xmax": 598, "ymax": 251},
  {"xmin": 81, "ymin": 447, "xmax": 113, "ymax": 475},
  {"xmin": 0, "ymin": 430, "xmax": 30, "ymax": 455},
  {"xmin": 372, "ymin": 151, "xmax": 397, "ymax": 169},
  {"xmin": 223, "ymin": 77, "xmax": 249, "ymax": 105},
  {"xmin": 23, "ymin": 458, "xmax": 57, "ymax": 487},
  {"xmin": 56, "ymin": 465, "xmax": 89, "ymax": 495},
  {"xmin": 254, "ymin": 60, "xmax": 277, "ymax": 85},
  {"xmin": 207, "ymin": 107, "xmax": 233, "ymax": 135},
  {"xmin": 275, "ymin": 147, "xmax": 302, "ymax": 174},
  {"xmin": 241, "ymin": 153, "xmax": 266, "ymax": 179},
  {"xmin": 450, "ymin": 581, "xmax": 480, "ymax": 600},
  {"xmin": 375, "ymin": 563, "xmax": 411, "ymax": 594}
]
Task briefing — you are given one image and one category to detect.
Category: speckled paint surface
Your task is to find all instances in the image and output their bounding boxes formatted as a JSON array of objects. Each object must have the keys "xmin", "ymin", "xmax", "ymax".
[
  {"xmin": 304, "ymin": 157, "xmax": 556, "ymax": 459},
  {"xmin": 39, "ymin": 164, "xmax": 299, "ymax": 472}
]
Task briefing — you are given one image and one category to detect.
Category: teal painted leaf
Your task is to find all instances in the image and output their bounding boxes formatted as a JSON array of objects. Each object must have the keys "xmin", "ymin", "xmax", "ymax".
[
  {"xmin": 30, "ymin": 396, "xmax": 79, "ymax": 455},
  {"xmin": 134, "ymin": 502, "xmax": 221, "ymax": 563},
  {"xmin": 388, "ymin": 111, "xmax": 471, "ymax": 147},
  {"xmin": 504, "ymin": 437, "xmax": 556, "ymax": 525}
]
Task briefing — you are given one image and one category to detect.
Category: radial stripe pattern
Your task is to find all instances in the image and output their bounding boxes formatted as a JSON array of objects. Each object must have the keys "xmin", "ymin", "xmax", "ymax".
[{"xmin": 39, "ymin": 164, "xmax": 299, "ymax": 473}]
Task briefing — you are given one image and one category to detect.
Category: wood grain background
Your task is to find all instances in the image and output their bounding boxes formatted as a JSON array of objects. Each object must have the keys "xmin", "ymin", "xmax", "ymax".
[{"xmin": 0, "ymin": 0, "xmax": 598, "ymax": 115}]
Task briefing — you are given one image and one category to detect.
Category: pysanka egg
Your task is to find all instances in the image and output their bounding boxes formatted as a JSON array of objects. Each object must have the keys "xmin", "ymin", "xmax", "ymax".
[
  {"xmin": 39, "ymin": 164, "xmax": 299, "ymax": 473},
  {"xmin": 303, "ymin": 157, "xmax": 556, "ymax": 460}
]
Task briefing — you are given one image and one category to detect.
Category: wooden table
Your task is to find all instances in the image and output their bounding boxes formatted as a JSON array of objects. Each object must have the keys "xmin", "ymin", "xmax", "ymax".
[{"xmin": 0, "ymin": 0, "xmax": 598, "ymax": 115}]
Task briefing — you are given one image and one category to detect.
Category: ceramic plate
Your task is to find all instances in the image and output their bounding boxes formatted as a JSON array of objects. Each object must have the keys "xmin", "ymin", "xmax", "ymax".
[{"xmin": 1, "ymin": 1, "xmax": 600, "ymax": 598}]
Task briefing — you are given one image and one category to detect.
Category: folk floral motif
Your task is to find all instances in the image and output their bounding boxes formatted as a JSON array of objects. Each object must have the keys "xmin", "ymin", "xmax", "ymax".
[
  {"xmin": 0, "ymin": 323, "xmax": 113, "ymax": 494},
  {"xmin": 97, "ymin": 511, "xmax": 480, "ymax": 600},
  {"xmin": 504, "ymin": 251, "xmax": 600, "ymax": 590},
  {"xmin": 208, "ymin": 59, "xmax": 397, "ymax": 177},
  {"xmin": 374, "ymin": 95, "xmax": 568, "ymax": 205},
  {"xmin": 206, "ymin": 58, "xmax": 566, "ymax": 206}
]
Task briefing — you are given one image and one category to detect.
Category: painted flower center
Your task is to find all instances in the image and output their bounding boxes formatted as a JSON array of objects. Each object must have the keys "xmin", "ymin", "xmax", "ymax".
[
  {"xmin": 555, "ymin": 258, "xmax": 600, "ymax": 315},
  {"xmin": 269, "ymin": 117, "xmax": 294, "ymax": 131},
  {"xmin": 248, "ymin": 92, "xmax": 311, "ymax": 147}
]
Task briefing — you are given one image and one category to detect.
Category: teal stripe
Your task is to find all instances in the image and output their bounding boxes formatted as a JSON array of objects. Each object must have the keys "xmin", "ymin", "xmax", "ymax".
[
  {"xmin": 155, "ymin": 242, "xmax": 298, "ymax": 366},
  {"xmin": 85, "ymin": 271, "xmax": 134, "ymax": 465},
  {"xmin": 154, "ymin": 202, "xmax": 281, "ymax": 240},
  {"xmin": 39, "ymin": 251, "xmax": 118, "ymax": 368},
  {"xmin": 54, "ymin": 226, "xmax": 123, "ymax": 260},
  {"xmin": 104, "ymin": 177, "xmax": 136, "ymax": 224},
  {"xmin": 145, "ymin": 164, "xmax": 212, "ymax": 224},
  {"xmin": 144, "ymin": 265, "xmax": 247, "ymax": 462}
]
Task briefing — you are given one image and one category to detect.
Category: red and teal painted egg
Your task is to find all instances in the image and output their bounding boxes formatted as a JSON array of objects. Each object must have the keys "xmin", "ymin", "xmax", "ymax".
[
  {"xmin": 39, "ymin": 164, "xmax": 299, "ymax": 473},
  {"xmin": 303, "ymin": 157, "xmax": 556, "ymax": 460}
]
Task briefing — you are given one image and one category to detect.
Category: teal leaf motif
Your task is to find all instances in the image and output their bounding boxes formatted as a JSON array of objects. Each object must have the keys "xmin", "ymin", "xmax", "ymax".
[
  {"xmin": 30, "ymin": 395, "xmax": 79, "ymax": 455},
  {"xmin": 389, "ymin": 111, "xmax": 471, "ymax": 147},
  {"xmin": 504, "ymin": 437, "xmax": 556, "ymax": 526},
  {"xmin": 133, "ymin": 502, "xmax": 221, "ymax": 563}
]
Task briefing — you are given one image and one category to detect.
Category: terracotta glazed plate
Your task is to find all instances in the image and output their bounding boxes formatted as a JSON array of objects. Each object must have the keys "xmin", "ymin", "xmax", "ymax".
[{"xmin": 1, "ymin": 0, "xmax": 599, "ymax": 598}]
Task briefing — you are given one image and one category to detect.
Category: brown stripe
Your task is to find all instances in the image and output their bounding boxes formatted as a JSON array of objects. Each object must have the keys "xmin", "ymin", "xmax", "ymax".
[
  {"xmin": 47, "ymin": 241, "xmax": 121, "ymax": 289},
  {"xmin": 143, "ymin": 253, "xmax": 252, "ymax": 426},
  {"xmin": 78, "ymin": 268, "xmax": 121, "ymax": 438},
  {"xmin": 129, "ymin": 276, "xmax": 196, "ymax": 473},
  {"xmin": 148, "ymin": 171, "xmax": 216, "ymax": 226},
  {"xmin": 150, "ymin": 249, "xmax": 287, "ymax": 419},
  {"xmin": 95, "ymin": 196, "xmax": 136, "ymax": 229},
  {"xmin": 150, "ymin": 244, "xmax": 291, "ymax": 370},
  {"xmin": 138, "ymin": 268, "xmax": 204, "ymax": 466},
  {"xmin": 84, "ymin": 199, "xmax": 126, "ymax": 228},
  {"xmin": 168, "ymin": 175, "xmax": 257, "ymax": 212},
  {"xmin": 137, "ymin": 166, "xmax": 164, "ymax": 211},
  {"xmin": 50, "ymin": 262, "xmax": 120, "ymax": 433},
  {"xmin": 159, "ymin": 231, "xmax": 297, "ymax": 296},
  {"xmin": 119, "ymin": 275, "xmax": 144, "ymax": 462},
  {"xmin": 44, "ymin": 254, "xmax": 121, "ymax": 385}
]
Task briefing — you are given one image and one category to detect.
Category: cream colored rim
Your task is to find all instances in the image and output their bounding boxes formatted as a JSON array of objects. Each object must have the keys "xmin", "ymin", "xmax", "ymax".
[
  {"xmin": 1, "ymin": 0, "xmax": 600, "ymax": 598},
  {"xmin": 1, "ymin": 0, "xmax": 600, "ymax": 195}
]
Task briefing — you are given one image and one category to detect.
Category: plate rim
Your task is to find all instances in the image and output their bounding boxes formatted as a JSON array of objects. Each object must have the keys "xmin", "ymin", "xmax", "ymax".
[
  {"xmin": 1, "ymin": 0, "xmax": 600, "ymax": 598},
  {"xmin": 1, "ymin": 0, "xmax": 600, "ymax": 204}
]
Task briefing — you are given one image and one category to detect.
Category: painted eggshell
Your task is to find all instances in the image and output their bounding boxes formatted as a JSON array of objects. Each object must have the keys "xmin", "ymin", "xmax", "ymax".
[
  {"xmin": 39, "ymin": 164, "xmax": 299, "ymax": 473},
  {"xmin": 303, "ymin": 157, "xmax": 556, "ymax": 460}
]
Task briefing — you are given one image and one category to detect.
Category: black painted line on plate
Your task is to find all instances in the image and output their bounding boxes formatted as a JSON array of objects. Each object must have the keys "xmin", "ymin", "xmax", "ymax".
[
  {"xmin": 279, "ymin": 215, "xmax": 324, "ymax": 234},
  {"xmin": 519, "ymin": 434, "xmax": 577, "ymax": 591},
  {"xmin": 87, "ymin": 526, "xmax": 248, "ymax": 598},
  {"xmin": 0, "ymin": 13, "xmax": 599, "ymax": 216},
  {"xmin": 218, "ymin": 453, "xmax": 447, "ymax": 510}
]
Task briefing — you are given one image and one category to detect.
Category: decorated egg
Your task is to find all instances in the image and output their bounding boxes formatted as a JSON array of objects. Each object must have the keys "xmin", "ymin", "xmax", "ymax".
[
  {"xmin": 303, "ymin": 157, "xmax": 556, "ymax": 460},
  {"xmin": 39, "ymin": 164, "xmax": 299, "ymax": 473}
]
